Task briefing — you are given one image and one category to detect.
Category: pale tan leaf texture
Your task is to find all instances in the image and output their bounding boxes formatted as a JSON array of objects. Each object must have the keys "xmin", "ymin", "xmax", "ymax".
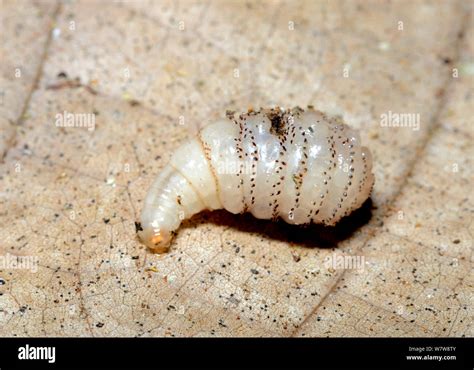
[{"xmin": 0, "ymin": 0, "xmax": 472, "ymax": 337}]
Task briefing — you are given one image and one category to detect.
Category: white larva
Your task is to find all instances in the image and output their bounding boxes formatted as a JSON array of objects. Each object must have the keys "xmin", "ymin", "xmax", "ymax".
[{"xmin": 138, "ymin": 107, "xmax": 374, "ymax": 253}]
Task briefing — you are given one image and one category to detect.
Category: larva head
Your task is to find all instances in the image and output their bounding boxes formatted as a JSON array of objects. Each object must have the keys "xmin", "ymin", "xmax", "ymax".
[{"xmin": 138, "ymin": 225, "xmax": 173, "ymax": 254}]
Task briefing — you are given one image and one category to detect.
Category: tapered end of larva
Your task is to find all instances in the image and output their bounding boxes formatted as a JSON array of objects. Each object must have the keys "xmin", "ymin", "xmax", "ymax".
[{"xmin": 137, "ymin": 226, "xmax": 173, "ymax": 254}]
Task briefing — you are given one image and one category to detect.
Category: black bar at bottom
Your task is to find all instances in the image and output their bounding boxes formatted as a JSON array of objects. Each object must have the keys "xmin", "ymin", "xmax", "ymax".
[{"xmin": 0, "ymin": 337, "xmax": 472, "ymax": 369}]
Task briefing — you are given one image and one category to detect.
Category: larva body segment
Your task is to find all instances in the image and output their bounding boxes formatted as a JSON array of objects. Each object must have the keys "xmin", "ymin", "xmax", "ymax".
[{"xmin": 139, "ymin": 107, "xmax": 374, "ymax": 252}]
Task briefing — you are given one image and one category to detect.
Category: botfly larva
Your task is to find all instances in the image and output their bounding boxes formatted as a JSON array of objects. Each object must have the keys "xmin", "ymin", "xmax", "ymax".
[{"xmin": 138, "ymin": 106, "xmax": 374, "ymax": 253}]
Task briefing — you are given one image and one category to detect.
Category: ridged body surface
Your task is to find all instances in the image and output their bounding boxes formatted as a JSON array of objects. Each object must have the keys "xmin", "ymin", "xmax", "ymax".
[{"xmin": 139, "ymin": 107, "xmax": 374, "ymax": 252}]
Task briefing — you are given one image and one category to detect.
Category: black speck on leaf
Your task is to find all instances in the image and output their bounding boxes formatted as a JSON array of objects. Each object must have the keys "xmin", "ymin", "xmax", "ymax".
[
  {"xmin": 442, "ymin": 57, "xmax": 452, "ymax": 64},
  {"xmin": 135, "ymin": 221, "xmax": 143, "ymax": 233}
]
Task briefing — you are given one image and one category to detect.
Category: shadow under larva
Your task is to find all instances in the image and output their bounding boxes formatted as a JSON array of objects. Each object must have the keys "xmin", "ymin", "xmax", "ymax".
[{"xmin": 179, "ymin": 197, "xmax": 374, "ymax": 250}]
